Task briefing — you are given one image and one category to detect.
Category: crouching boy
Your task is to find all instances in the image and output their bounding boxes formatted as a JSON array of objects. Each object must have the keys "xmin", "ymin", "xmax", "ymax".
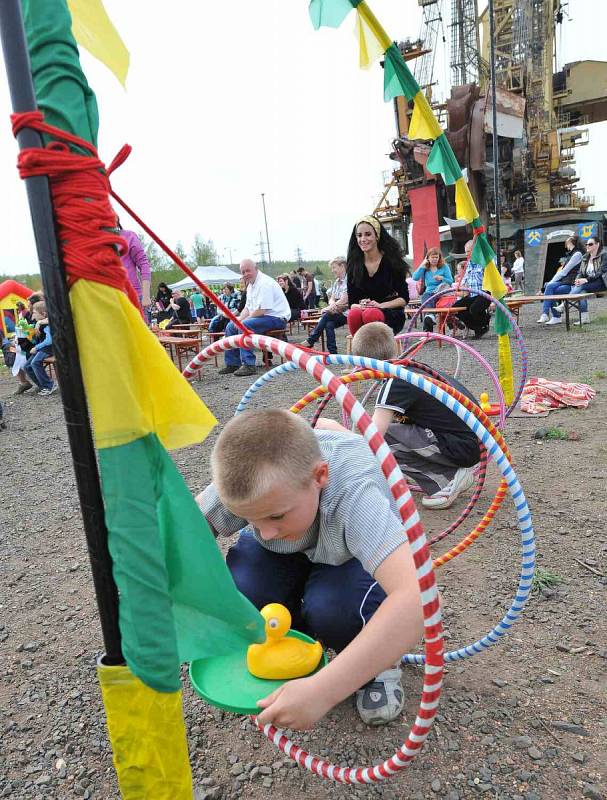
[
  {"xmin": 197, "ymin": 408, "xmax": 423, "ymax": 730},
  {"xmin": 350, "ymin": 322, "xmax": 481, "ymax": 509}
]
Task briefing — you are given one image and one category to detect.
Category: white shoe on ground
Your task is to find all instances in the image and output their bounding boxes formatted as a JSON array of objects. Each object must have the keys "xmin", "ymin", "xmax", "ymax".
[
  {"xmin": 536, "ymin": 313, "xmax": 549, "ymax": 323},
  {"xmin": 545, "ymin": 316, "xmax": 562, "ymax": 325},
  {"xmin": 574, "ymin": 312, "xmax": 591, "ymax": 326},
  {"xmin": 554, "ymin": 303, "xmax": 565, "ymax": 313},
  {"xmin": 356, "ymin": 667, "xmax": 404, "ymax": 726},
  {"xmin": 421, "ymin": 467, "xmax": 476, "ymax": 509}
]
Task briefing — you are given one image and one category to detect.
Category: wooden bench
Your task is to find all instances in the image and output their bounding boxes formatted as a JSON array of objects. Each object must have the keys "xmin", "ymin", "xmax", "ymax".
[{"xmin": 506, "ymin": 291, "xmax": 607, "ymax": 331}]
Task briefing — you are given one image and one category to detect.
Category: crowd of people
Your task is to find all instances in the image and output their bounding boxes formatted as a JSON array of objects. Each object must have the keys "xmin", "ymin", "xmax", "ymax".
[{"xmin": 3, "ymin": 290, "xmax": 58, "ymax": 397}]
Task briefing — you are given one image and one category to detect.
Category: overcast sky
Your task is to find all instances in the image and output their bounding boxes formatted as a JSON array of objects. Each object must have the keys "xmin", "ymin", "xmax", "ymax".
[{"xmin": 0, "ymin": 0, "xmax": 605, "ymax": 275}]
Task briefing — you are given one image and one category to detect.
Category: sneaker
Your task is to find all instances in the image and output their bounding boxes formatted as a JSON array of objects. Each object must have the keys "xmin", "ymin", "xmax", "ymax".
[
  {"xmin": 536, "ymin": 313, "xmax": 549, "ymax": 323},
  {"xmin": 38, "ymin": 384, "xmax": 58, "ymax": 396},
  {"xmin": 217, "ymin": 365, "xmax": 239, "ymax": 375},
  {"xmin": 13, "ymin": 382, "xmax": 33, "ymax": 395},
  {"xmin": 300, "ymin": 339, "xmax": 314, "ymax": 349},
  {"xmin": 422, "ymin": 314, "xmax": 435, "ymax": 332},
  {"xmin": 421, "ymin": 467, "xmax": 476, "ymax": 509},
  {"xmin": 554, "ymin": 303, "xmax": 564, "ymax": 313},
  {"xmin": 574, "ymin": 312, "xmax": 590, "ymax": 326},
  {"xmin": 233, "ymin": 364, "xmax": 256, "ymax": 377},
  {"xmin": 356, "ymin": 667, "xmax": 404, "ymax": 726},
  {"xmin": 545, "ymin": 315, "xmax": 562, "ymax": 325}
]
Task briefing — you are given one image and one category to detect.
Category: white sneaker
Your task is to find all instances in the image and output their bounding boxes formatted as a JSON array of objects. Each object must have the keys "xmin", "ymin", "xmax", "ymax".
[
  {"xmin": 536, "ymin": 313, "xmax": 549, "ymax": 323},
  {"xmin": 38, "ymin": 384, "xmax": 58, "ymax": 396},
  {"xmin": 356, "ymin": 667, "xmax": 404, "ymax": 726},
  {"xmin": 554, "ymin": 303, "xmax": 564, "ymax": 313},
  {"xmin": 574, "ymin": 312, "xmax": 590, "ymax": 326},
  {"xmin": 421, "ymin": 467, "xmax": 476, "ymax": 509},
  {"xmin": 545, "ymin": 316, "xmax": 562, "ymax": 325}
]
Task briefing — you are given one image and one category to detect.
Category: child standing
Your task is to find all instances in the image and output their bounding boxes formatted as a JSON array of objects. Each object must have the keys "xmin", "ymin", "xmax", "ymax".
[{"xmin": 197, "ymin": 409, "xmax": 424, "ymax": 729}]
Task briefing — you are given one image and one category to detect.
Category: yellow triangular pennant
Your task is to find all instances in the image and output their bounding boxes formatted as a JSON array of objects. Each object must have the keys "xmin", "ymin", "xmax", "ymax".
[
  {"xmin": 67, "ymin": 0, "xmax": 129, "ymax": 87},
  {"xmin": 455, "ymin": 177, "xmax": 478, "ymax": 223},
  {"xmin": 408, "ymin": 91, "xmax": 443, "ymax": 140},
  {"xmin": 355, "ymin": 10, "xmax": 386, "ymax": 69},
  {"xmin": 482, "ymin": 260, "xmax": 508, "ymax": 298}
]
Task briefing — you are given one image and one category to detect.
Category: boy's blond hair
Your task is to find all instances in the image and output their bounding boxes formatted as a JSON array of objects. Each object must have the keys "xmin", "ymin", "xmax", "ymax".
[
  {"xmin": 211, "ymin": 409, "xmax": 322, "ymax": 506},
  {"xmin": 32, "ymin": 300, "xmax": 47, "ymax": 317},
  {"xmin": 351, "ymin": 322, "xmax": 398, "ymax": 362}
]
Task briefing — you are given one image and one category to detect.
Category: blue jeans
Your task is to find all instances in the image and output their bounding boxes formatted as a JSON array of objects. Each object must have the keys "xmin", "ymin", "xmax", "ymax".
[
  {"xmin": 25, "ymin": 347, "xmax": 53, "ymax": 390},
  {"xmin": 569, "ymin": 278, "xmax": 604, "ymax": 312},
  {"xmin": 224, "ymin": 315, "xmax": 287, "ymax": 366},
  {"xmin": 542, "ymin": 281, "xmax": 571, "ymax": 317},
  {"xmin": 227, "ymin": 530, "xmax": 386, "ymax": 652},
  {"xmin": 307, "ymin": 311, "xmax": 347, "ymax": 354},
  {"xmin": 208, "ymin": 315, "xmax": 227, "ymax": 333}
]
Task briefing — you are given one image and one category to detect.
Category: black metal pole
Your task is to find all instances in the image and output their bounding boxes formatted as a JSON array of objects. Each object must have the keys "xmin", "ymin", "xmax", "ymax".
[
  {"xmin": 488, "ymin": 0, "xmax": 501, "ymax": 260},
  {"xmin": 0, "ymin": 0, "xmax": 123, "ymax": 664}
]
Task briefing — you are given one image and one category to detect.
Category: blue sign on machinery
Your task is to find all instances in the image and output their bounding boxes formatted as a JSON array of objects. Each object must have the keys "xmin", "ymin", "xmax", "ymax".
[
  {"xmin": 526, "ymin": 229, "xmax": 543, "ymax": 247},
  {"xmin": 577, "ymin": 222, "xmax": 598, "ymax": 239}
]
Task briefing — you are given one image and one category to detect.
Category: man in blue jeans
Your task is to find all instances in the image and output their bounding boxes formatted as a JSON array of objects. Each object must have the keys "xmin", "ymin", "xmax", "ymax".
[
  {"xmin": 219, "ymin": 259, "xmax": 291, "ymax": 377},
  {"xmin": 302, "ymin": 256, "xmax": 348, "ymax": 353}
]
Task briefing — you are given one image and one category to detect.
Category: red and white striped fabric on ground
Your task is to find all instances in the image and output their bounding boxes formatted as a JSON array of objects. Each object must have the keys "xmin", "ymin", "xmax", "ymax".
[{"xmin": 520, "ymin": 377, "xmax": 596, "ymax": 415}]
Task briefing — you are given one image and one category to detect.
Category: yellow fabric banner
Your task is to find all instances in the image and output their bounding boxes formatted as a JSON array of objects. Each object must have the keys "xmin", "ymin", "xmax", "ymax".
[
  {"xmin": 67, "ymin": 0, "xmax": 129, "ymax": 86},
  {"xmin": 497, "ymin": 334, "xmax": 515, "ymax": 406},
  {"xmin": 408, "ymin": 91, "xmax": 443, "ymax": 141},
  {"xmin": 98, "ymin": 664, "xmax": 193, "ymax": 800},
  {"xmin": 70, "ymin": 281, "xmax": 216, "ymax": 450},
  {"xmin": 454, "ymin": 177, "xmax": 478, "ymax": 223}
]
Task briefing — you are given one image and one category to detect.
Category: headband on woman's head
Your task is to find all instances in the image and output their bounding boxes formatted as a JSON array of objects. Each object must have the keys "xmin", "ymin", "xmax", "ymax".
[{"xmin": 356, "ymin": 215, "xmax": 381, "ymax": 239}]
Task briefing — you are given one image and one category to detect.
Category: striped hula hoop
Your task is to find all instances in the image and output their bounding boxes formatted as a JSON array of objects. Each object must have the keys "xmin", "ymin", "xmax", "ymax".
[{"xmin": 184, "ymin": 335, "xmax": 534, "ymax": 779}]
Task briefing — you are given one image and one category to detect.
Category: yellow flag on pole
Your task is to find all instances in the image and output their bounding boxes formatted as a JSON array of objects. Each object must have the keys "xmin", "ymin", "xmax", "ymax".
[{"xmin": 67, "ymin": 0, "xmax": 129, "ymax": 87}]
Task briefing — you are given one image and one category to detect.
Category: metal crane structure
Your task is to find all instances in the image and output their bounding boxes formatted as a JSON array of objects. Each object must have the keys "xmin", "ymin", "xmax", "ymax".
[{"xmin": 374, "ymin": 0, "xmax": 607, "ymax": 289}]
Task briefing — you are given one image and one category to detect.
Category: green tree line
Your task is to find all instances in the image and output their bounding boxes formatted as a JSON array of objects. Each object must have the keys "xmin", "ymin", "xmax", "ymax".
[{"xmin": 1, "ymin": 233, "xmax": 334, "ymax": 294}]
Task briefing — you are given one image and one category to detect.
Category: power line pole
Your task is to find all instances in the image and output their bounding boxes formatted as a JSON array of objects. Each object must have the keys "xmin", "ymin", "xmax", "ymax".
[
  {"xmin": 256, "ymin": 232, "xmax": 267, "ymax": 269},
  {"xmin": 295, "ymin": 246, "xmax": 304, "ymax": 267},
  {"xmin": 261, "ymin": 192, "xmax": 272, "ymax": 267}
]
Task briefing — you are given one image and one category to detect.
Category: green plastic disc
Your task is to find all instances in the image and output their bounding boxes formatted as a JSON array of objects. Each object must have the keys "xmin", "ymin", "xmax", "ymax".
[{"xmin": 189, "ymin": 630, "xmax": 327, "ymax": 715}]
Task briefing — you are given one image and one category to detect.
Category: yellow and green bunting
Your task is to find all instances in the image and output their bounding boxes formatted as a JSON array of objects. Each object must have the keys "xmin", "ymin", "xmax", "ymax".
[{"xmin": 310, "ymin": 0, "xmax": 514, "ymax": 402}]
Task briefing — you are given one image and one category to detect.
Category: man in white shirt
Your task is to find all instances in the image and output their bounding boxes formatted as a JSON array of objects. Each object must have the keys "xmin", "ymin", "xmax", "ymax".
[{"xmin": 219, "ymin": 259, "xmax": 291, "ymax": 376}]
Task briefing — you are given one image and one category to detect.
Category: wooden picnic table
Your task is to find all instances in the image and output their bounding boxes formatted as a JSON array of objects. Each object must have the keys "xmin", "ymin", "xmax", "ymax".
[{"xmin": 157, "ymin": 335, "xmax": 203, "ymax": 374}]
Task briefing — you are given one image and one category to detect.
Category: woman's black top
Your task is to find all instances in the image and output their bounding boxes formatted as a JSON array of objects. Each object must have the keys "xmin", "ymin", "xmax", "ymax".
[
  {"xmin": 156, "ymin": 287, "xmax": 172, "ymax": 308},
  {"xmin": 285, "ymin": 286, "xmax": 305, "ymax": 312},
  {"xmin": 347, "ymin": 257, "xmax": 409, "ymax": 307}
]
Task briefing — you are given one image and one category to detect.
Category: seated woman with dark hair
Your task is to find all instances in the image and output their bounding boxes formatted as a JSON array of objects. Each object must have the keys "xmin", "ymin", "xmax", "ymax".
[
  {"xmin": 568, "ymin": 237, "xmax": 607, "ymax": 325},
  {"xmin": 346, "ymin": 215, "xmax": 409, "ymax": 336},
  {"xmin": 277, "ymin": 274, "xmax": 305, "ymax": 321},
  {"xmin": 537, "ymin": 236, "xmax": 583, "ymax": 325}
]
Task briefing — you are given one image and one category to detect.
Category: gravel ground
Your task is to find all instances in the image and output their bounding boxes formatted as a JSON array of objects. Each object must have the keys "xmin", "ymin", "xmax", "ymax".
[{"xmin": 1, "ymin": 302, "xmax": 606, "ymax": 800}]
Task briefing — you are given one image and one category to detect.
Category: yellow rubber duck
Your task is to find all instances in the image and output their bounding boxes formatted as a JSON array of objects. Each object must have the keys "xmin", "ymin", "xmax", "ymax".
[
  {"xmin": 247, "ymin": 603, "xmax": 323, "ymax": 680},
  {"xmin": 479, "ymin": 392, "xmax": 492, "ymax": 413}
]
